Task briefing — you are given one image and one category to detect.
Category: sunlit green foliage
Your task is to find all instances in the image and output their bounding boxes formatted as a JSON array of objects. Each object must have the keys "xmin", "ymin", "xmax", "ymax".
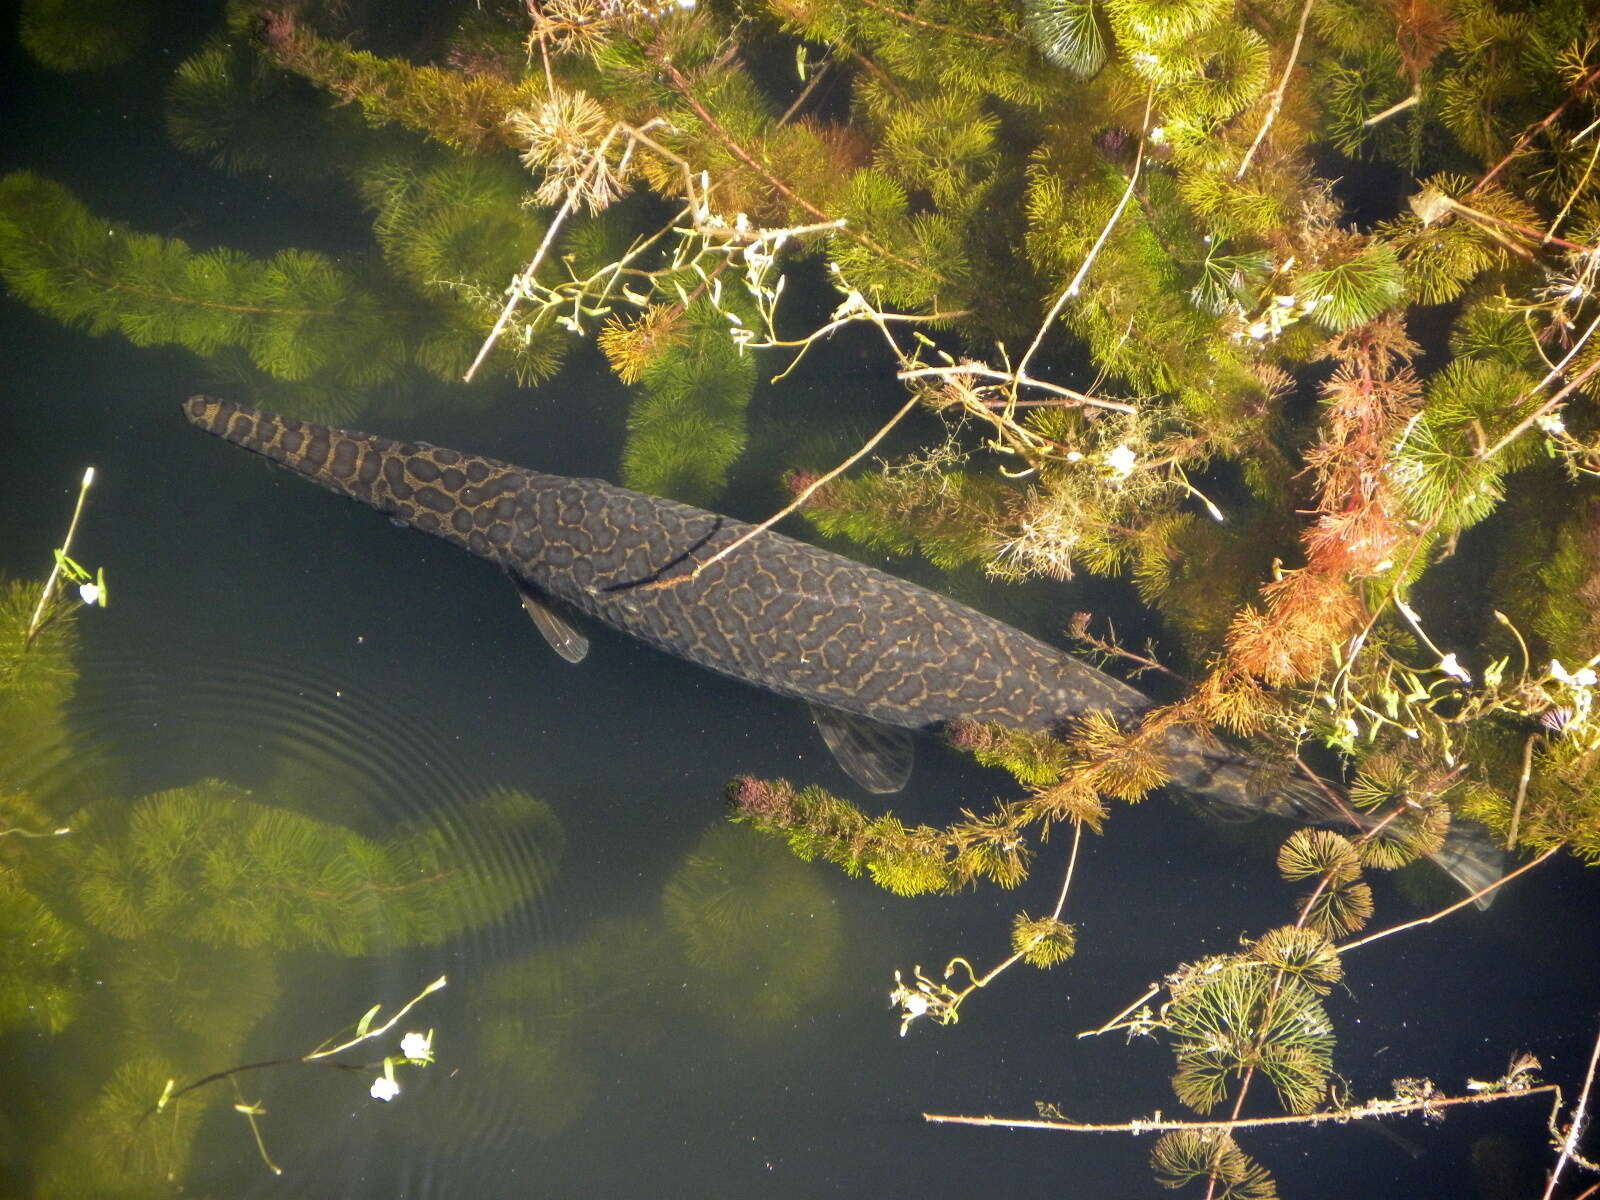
[
  {"xmin": 1392, "ymin": 358, "xmax": 1544, "ymax": 537},
  {"xmin": 1023, "ymin": 0, "xmax": 1108, "ymax": 77},
  {"xmin": 1276, "ymin": 828, "xmax": 1360, "ymax": 884},
  {"xmin": 791, "ymin": 465, "xmax": 1011, "ymax": 572},
  {"xmin": 1151, "ymin": 1130, "xmax": 1278, "ymax": 1199},
  {"xmin": 1295, "ymin": 245, "xmax": 1406, "ymax": 331},
  {"xmin": 621, "ymin": 298, "xmax": 757, "ymax": 505},
  {"xmin": 359, "ymin": 151, "xmax": 566, "ymax": 383},
  {"xmin": 1011, "ymin": 912, "xmax": 1077, "ymax": 967},
  {"xmin": 262, "ymin": 14, "xmax": 543, "ymax": 155},
  {"xmin": 1165, "ymin": 955, "xmax": 1336, "ymax": 1114},
  {"xmin": 728, "ymin": 775, "xmax": 958, "ymax": 896}
]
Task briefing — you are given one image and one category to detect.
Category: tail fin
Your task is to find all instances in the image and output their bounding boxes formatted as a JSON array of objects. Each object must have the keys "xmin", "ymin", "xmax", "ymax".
[
  {"xmin": 1425, "ymin": 819, "xmax": 1506, "ymax": 910},
  {"xmin": 183, "ymin": 397, "xmax": 530, "ymax": 563},
  {"xmin": 1205, "ymin": 769, "xmax": 1507, "ymax": 910},
  {"xmin": 1268, "ymin": 774, "xmax": 1506, "ymax": 910}
]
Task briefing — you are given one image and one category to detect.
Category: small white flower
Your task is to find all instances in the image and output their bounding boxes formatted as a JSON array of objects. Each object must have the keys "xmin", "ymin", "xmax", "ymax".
[
  {"xmin": 1065, "ymin": 450, "xmax": 1084, "ymax": 463},
  {"xmin": 400, "ymin": 1031, "xmax": 432, "ymax": 1062},
  {"xmin": 1439, "ymin": 653, "xmax": 1471, "ymax": 683},
  {"xmin": 370, "ymin": 1075, "xmax": 400, "ymax": 1102},
  {"xmin": 1550, "ymin": 660, "xmax": 1598, "ymax": 688},
  {"xmin": 1104, "ymin": 444, "xmax": 1138, "ymax": 479},
  {"xmin": 78, "ymin": 582, "xmax": 101, "ymax": 607},
  {"xmin": 1536, "ymin": 412, "xmax": 1567, "ymax": 435}
]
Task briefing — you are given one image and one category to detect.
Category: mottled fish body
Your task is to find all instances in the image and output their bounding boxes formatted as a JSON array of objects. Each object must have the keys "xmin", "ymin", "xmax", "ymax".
[
  {"xmin": 182, "ymin": 397, "xmax": 1151, "ymax": 733},
  {"xmin": 183, "ymin": 398, "xmax": 1499, "ymax": 898}
]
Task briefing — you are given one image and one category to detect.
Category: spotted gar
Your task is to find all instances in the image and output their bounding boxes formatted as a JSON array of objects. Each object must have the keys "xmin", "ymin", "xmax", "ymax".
[{"xmin": 183, "ymin": 397, "xmax": 1499, "ymax": 896}]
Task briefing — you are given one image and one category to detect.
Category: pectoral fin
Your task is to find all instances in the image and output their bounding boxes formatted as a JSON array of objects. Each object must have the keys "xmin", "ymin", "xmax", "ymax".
[
  {"xmin": 514, "ymin": 579, "xmax": 589, "ymax": 664},
  {"xmin": 809, "ymin": 703, "xmax": 913, "ymax": 794}
]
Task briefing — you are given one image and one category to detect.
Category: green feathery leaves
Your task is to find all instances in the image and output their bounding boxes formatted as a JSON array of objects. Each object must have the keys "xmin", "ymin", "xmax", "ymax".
[
  {"xmin": 0, "ymin": 172, "xmax": 406, "ymax": 407},
  {"xmin": 1297, "ymin": 244, "xmax": 1406, "ymax": 330},
  {"xmin": 1012, "ymin": 912, "xmax": 1078, "ymax": 966},
  {"xmin": 1152, "ymin": 1130, "xmax": 1279, "ymax": 1199},
  {"xmin": 1024, "ymin": 0, "xmax": 1109, "ymax": 77},
  {"xmin": 621, "ymin": 297, "xmax": 757, "ymax": 505}
]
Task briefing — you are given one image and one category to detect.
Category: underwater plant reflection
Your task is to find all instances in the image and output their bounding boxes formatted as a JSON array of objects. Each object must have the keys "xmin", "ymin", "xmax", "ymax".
[{"xmin": 663, "ymin": 822, "xmax": 844, "ymax": 1032}]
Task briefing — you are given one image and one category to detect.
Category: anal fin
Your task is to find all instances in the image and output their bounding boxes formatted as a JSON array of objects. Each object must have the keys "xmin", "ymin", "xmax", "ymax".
[
  {"xmin": 809, "ymin": 703, "xmax": 914, "ymax": 794},
  {"xmin": 513, "ymin": 577, "xmax": 589, "ymax": 664}
]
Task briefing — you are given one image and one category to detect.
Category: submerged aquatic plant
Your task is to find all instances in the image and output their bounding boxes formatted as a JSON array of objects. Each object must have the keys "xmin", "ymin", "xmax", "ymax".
[
  {"xmin": 662, "ymin": 821, "xmax": 843, "ymax": 1029},
  {"xmin": 4, "ymin": 0, "xmax": 1600, "ymax": 1192}
]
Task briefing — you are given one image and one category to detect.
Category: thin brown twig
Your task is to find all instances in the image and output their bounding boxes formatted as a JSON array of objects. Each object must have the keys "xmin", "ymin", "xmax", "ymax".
[
  {"xmin": 1337, "ymin": 844, "xmax": 1562, "ymax": 953},
  {"xmin": 1473, "ymin": 63, "xmax": 1600, "ymax": 195},
  {"xmin": 1478, "ymin": 326, "xmax": 1600, "ymax": 462},
  {"xmin": 896, "ymin": 364, "xmax": 1137, "ymax": 415},
  {"xmin": 464, "ymin": 120, "xmax": 635, "ymax": 381},
  {"xmin": 1543, "ymin": 1013, "xmax": 1600, "ymax": 1199},
  {"xmin": 1434, "ymin": 194, "xmax": 1597, "ymax": 256},
  {"xmin": 1077, "ymin": 983, "xmax": 1161, "ymax": 1039},
  {"xmin": 854, "ymin": 0, "xmax": 1014, "ymax": 44},
  {"xmin": 1236, "ymin": 0, "xmax": 1315, "ymax": 179},
  {"xmin": 658, "ymin": 61, "xmax": 935, "ymax": 281},
  {"xmin": 640, "ymin": 390, "xmax": 924, "ymax": 593},
  {"xmin": 923, "ymin": 1082, "xmax": 1560, "ymax": 1134},
  {"xmin": 1014, "ymin": 87, "xmax": 1155, "ymax": 387},
  {"xmin": 1548, "ymin": 134, "xmax": 1600, "ymax": 240},
  {"xmin": 777, "ymin": 60, "xmax": 829, "ymax": 127},
  {"xmin": 1507, "ymin": 732, "xmax": 1541, "ymax": 850},
  {"xmin": 1363, "ymin": 92, "xmax": 1420, "ymax": 127}
]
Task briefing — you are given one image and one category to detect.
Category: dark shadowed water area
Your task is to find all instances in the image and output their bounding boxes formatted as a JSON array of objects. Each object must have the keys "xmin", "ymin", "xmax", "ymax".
[{"xmin": 3, "ymin": 6, "xmax": 1599, "ymax": 1199}]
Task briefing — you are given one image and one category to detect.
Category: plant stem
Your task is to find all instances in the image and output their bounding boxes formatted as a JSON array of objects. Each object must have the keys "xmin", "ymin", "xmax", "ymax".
[
  {"xmin": 1337, "ymin": 844, "xmax": 1562, "ymax": 953},
  {"xmin": 1014, "ymin": 87, "xmax": 1154, "ymax": 386},
  {"xmin": 922, "ymin": 1082, "xmax": 1559, "ymax": 1134},
  {"xmin": 1236, "ymin": 0, "xmax": 1315, "ymax": 179},
  {"xmin": 26, "ymin": 466, "xmax": 96, "ymax": 648},
  {"xmin": 1543, "ymin": 1013, "xmax": 1600, "ymax": 1199}
]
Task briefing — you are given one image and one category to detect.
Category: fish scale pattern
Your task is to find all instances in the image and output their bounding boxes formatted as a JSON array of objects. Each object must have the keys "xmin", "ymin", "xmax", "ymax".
[{"xmin": 184, "ymin": 396, "xmax": 1261, "ymax": 801}]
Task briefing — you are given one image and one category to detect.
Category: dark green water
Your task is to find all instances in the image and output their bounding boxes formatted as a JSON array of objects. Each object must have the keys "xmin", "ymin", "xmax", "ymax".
[{"xmin": 2, "ymin": 5, "xmax": 1598, "ymax": 1198}]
